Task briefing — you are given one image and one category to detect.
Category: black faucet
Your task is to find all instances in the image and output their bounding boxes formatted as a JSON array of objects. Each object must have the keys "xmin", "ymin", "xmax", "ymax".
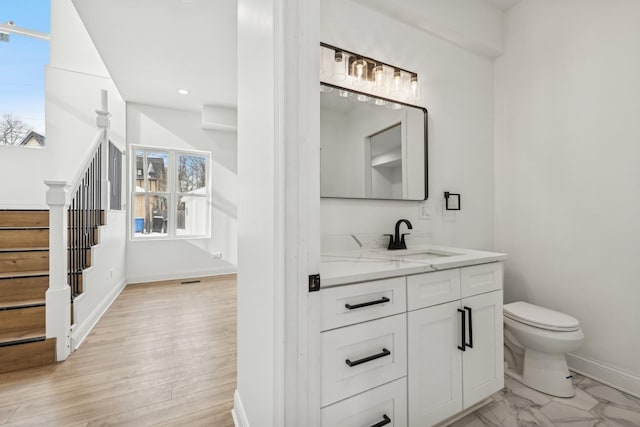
[{"xmin": 385, "ymin": 219, "xmax": 413, "ymax": 250}]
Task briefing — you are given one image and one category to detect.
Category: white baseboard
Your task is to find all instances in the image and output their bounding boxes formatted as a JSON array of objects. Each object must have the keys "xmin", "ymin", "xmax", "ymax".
[
  {"xmin": 232, "ymin": 389, "xmax": 249, "ymax": 427},
  {"xmin": 70, "ymin": 278, "xmax": 127, "ymax": 350},
  {"xmin": 126, "ymin": 266, "xmax": 237, "ymax": 284},
  {"xmin": 567, "ymin": 352, "xmax": 640, "ymax": 398}
]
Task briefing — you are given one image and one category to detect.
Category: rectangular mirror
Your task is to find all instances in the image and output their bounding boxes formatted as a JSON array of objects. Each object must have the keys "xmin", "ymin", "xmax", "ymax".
[{"xmin": 320, "ymin": 83, "xmax": 427, "ymax": 200}]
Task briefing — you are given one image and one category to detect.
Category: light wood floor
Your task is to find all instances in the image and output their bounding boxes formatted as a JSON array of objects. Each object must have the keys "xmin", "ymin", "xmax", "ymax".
[{"xmin": 0, "ymin": 275, "xmax": 237, "ymax": 426}]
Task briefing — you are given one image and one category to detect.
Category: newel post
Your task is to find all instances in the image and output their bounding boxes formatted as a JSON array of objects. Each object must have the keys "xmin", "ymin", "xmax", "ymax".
[
  {"xmin": 96, "ymin": 89, "xmax": 110, "ymax": 213},
  {"xmin": 45, "ymin": 181, "xmax": 71, "ymax": 361}
]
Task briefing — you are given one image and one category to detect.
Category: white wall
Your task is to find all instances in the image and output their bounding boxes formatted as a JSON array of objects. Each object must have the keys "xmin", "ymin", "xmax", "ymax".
[
  {"xmin": 495, "ymin": 0, "xmax": 640, "ymax": 393},
  {"xmin": 125, "ymin": 103, "xmax": 237, "ymax": 283},
  {"xmin": 235, "ymin": 0, "xmax": 282, "ymax": 424},
  {"xmin": 320, "ymin": 0, "xmax": 496, "ymax": 251}
]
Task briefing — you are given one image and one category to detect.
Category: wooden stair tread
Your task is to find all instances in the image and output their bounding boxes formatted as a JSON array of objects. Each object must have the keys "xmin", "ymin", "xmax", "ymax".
[
  {"xmin": 0, "ymin": 270, "xmax": 49, "ymax": 279},
  {"xmin": 0, "ymin": 247, "xmax": 49, "ymax": 252},
  {"xmin": 0, "ymin": 226, "xmax": 48, "ymax": 230},
  {"xmin": 0, "ymin": 338, "xmax": 56, "ymax": 373},
  {"xmin": 0, "ymin": 299, "xmax": 45, "ymax": 310},
  {"xmin": 0, "ymin": 328, "xmax": 46, "ymax": 346}
]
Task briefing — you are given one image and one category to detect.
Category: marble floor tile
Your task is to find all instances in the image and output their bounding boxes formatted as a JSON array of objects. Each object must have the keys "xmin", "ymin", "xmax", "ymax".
[
  {"xmin": 503, "ymin": 376, "xmax": 553, "ymax": 407},
  {"xmin": 450, "ymin": 375, "xmax": 640, "ymax": 427},
  {"xmin": 552, "ymin": 387, "xmax": 599, "ymax": 412},
  {"xmin": 576, "ymin": 378, "xmax": 640, "ymax": 411},
  {"xmin": 591, "ymin": 403, "xmax": 640, "ymax": 427},
  {"xmin": 448, "ymin": 413, "xmax": 494, "ymax": 427},
  {"xmin": 539, "ymin": 402, "xmax": 607, "ymax": 427}
]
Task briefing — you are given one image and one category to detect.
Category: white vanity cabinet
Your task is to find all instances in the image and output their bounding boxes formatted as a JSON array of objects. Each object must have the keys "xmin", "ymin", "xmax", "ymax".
[
  {"xmin": 408, "ymin": 263, "xmax": 504, "ymax": 426},
  {"xmin": 318, "ymin": 254, "xmax": 505, "ymax": 427}
]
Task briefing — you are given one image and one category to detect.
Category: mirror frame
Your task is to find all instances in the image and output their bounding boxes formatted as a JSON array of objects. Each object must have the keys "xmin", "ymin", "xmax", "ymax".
[{"xmin": 320, "ymin": 82, "xmax": 429, "ymax": 201}]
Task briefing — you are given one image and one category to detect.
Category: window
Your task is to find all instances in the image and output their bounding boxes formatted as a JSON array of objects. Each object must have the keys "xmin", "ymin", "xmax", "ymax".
[
  {"xmin": 109, "ymin": 142, "xmax": 123, "ymax": 210},
  {"xmin": 132, "ymin": 146, "xmax": 210, "ymax": 239},
  {"xmin": 0, "ymin": 0, "xmax": 50, "ymax": 147}
]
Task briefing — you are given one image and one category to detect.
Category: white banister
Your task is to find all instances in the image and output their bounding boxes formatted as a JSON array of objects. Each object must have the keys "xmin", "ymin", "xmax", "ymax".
[
  {"xmin": 97, "ymin": 89, "xmax": 110, "ymax": 212},
  {"xmin": 69, "ymin": 129, "xmax": 106, "ymax": 196},
  {"xmin": 43, "ymin": 89, "xmax": 112, "ymax": 361},
  {"xmin": 45, "ymin": 181, "xmax": 71, "ymax": 361}
]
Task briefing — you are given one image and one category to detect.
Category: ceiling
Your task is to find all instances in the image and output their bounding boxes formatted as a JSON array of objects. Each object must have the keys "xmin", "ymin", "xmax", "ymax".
[
  {"xmin": 72, "ymin": 0, "xmax": 237, "ymax": 112},
  {"xmin": 71, "ymin": 0, "xmax": 519, "ymax": 113}
]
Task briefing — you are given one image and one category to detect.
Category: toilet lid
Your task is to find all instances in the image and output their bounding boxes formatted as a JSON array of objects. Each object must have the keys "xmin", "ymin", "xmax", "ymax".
[{"xmin": 504, "ymin": 302, "xmax": 580, "ymax": 332}]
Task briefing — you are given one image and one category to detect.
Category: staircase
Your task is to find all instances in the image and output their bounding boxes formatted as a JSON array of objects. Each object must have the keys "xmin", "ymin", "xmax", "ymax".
[{"xmin": 0, "ymin": 210, "xmax": 56, "ymax": 374}]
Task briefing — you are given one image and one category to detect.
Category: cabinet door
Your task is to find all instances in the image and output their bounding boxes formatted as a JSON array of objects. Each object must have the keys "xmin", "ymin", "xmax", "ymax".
[
  {"xmin": 461, "ymin": 290, "xmax": 504, "ymax": 408},
  {"xmin": 408, "ymin": 300, "xmax": 463, "ymax": 427}
]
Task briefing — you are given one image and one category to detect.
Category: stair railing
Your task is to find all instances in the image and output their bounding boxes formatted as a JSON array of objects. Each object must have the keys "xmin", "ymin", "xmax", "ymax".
[{"xmin": 44, "ymin": 90, "xmax": 110, "ymax": 361}]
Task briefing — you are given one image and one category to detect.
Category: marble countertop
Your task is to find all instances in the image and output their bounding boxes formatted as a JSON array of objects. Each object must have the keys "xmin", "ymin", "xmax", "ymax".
[{"xmin": 321, "ymin": 244, "xmax": 508, "ymax": 287}]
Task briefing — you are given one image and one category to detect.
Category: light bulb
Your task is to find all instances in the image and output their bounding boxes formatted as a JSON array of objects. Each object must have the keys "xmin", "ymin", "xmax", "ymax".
[
  {"xmin": 338, "ymin": 89, "xmax": 349, "ymax": 98},
  {"xmin": 390, "ymin": 103, "xmax": 402, "ymax": 110},
  {"xmin": 351, "ymin": 58, "xmax": 368, "ymax": 88},
  {"xmin": 374, "ymin": 98, "xmax": 387, "ymax": 106},
  {"xmin": 357, "ymin": 94, "xmax": 370, "ymax": 102},
  {"xmin": 372, "ymin": 65, "xmax": 387, "ymax": 94},
  {"xmin": 409, "ymin": 75, "xmax": 420, "ymax": 101},
  {"xmin": 331, "ymin": 50, "xmax": 347, "ymax": 82}
]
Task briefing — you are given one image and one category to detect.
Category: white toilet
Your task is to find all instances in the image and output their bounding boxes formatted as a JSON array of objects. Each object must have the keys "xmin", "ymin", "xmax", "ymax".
[{"xmin": 503, "ymin": 301, "xmax": 584, "ymax": 397}]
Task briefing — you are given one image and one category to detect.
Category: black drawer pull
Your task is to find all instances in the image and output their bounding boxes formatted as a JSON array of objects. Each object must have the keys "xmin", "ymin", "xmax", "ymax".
[
  {"xmin": 370, "ymin": 414, "xmax": 391, "ymax": 427},
  {"xmin": 345, "ymin": 348, "xmax": 391, "ymax": 367},
  {"xmin": 457, "ymin": 308, "xmax": 466, "ymax": 351},
  {"xmin": 464, "ymin": 306, "xmax": 473, "ymax": 348},
  {"xmin": 345, "ymin": 297, "xmax": 390, "ymax": 310}
]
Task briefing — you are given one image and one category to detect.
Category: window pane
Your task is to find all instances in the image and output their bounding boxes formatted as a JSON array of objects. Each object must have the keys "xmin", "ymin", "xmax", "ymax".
[
  {"xmin": 177, "ymin": 154, "xmax": 207, "ymax": 193},
  {"xmin": 0, "ymin": 0, "xmax": 50, "ymax": 147},
  {"xmin": 133, "ymin": 194, "xmax": 168, "ymax": 237},
  {"xmin": 176, "ymin": 195, "xmax": 207, "ymax": 236},
  {"xmin": 134, "ymin": 150, "xmax": 168, "ymax": 192}
]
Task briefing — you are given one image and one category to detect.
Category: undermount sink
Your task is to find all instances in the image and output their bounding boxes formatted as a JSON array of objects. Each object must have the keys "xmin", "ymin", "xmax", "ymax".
[
  {"xmin": 368, "ymin": 249, "xmax": 462, "ymax": 261},
  {"xmin": 387, "ymin": 249, "xmax": 461, "ymax": 260}
]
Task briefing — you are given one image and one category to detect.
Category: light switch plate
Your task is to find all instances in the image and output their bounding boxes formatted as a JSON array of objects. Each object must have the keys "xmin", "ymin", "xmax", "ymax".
[{"xmin": 419, "ymin": 201, "xmax": 431, "ymax": 219}]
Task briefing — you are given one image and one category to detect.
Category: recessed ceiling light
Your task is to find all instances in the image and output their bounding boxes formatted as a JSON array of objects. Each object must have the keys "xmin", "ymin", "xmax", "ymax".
[{"xmin": 177, "ymin": 89, "xmax": 190, "ymax": 95}]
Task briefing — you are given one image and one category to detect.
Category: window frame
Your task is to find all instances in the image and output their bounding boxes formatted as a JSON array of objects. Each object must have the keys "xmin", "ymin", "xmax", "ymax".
[{"xmin": 130, "ymin": 145, "xmax": 211, "ymax": 241}]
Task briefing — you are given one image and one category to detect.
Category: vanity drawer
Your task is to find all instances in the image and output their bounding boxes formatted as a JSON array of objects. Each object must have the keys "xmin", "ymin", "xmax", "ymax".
[
  {"xmin": 407, "ymin": 269, "xmax": 461, "ymax": 311},
  {"xmin": 321, "ymin": 313, "xmax": 407, "ymax": 407},
  {"xmin": 321, "ymin": 377, "xmax": 407, "ymax": 427},
  {"xmin": 460, "ymin": 262, "xmax": 503, "ymax": 297},
  {"xmin": 321, "ymin": 277, "xmax": 406, "ymax": 331}
]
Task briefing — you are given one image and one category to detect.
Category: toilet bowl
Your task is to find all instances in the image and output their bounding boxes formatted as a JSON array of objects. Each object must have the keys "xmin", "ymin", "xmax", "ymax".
[{"xmin": 503, "ymin": 301, "xmax": 584, "ymax": 397}]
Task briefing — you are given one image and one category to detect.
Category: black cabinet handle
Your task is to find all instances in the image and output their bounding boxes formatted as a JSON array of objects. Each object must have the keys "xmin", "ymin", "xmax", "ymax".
[
  {"xmin": 457, "ymin": 308, "xmax": 466, "ymax": 351},
  {"xmin": 464, "ymin": 306, "xmax": 473, "ymax": 348},
  {"xmin": 345, "ymin": 297, "xmax": 390, "ymax": 310},
  {"xmin": 370, "ymin": 414, "xmax": 391, "ymax": 427},
  {"xmin": 345, "ymin": 348, "xmax": 391, "ymax": 367}
]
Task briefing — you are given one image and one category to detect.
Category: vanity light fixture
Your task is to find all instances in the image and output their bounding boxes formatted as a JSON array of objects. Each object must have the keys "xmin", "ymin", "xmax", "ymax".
[{"xmin": 320, "ymin": 42, "xmax": 420, "ymax": 105}]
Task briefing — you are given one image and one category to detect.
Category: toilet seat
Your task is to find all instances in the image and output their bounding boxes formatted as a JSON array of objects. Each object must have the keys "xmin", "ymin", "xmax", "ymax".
[{"xmin": 504, "ymin": 302, "xmax": 580, "ymax": 332}]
